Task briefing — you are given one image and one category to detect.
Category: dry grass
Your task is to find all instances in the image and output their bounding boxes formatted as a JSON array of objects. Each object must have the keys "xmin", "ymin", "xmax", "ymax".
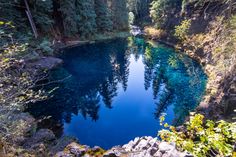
[{"xmin": 144, "ymin": 26, "xmax": 167, "ymax": 39}]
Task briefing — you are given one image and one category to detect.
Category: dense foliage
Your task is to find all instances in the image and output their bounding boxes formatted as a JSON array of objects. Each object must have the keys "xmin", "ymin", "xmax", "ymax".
[
  {"xmin": 77, "ymin": 0, "xmax": 97, "ymax": 38},
  {"xmin": 95, "ymin": 0, "xmax": 113, "ymax": 32},
  {"xmin": 127, "ymin": 0, "xmax": 152, "ymax": 24},
  {"xmin": 59, "ymin": 0, "xmax": 79, "ymax": 37},
  {"xmin": 31, "ymin": 0, "xmax": 54, "ymax": 32},
  {"xmin": 150, "ymin": 0, "xmax": 181, "ymax": 28},
  {"xmin": 174, "ymin": 19, "xmax": 191, "ymax": 40},
  {"xmin": 0, "ymin": 1, "xmax": 27, "ymax": 30},
  {"xmin": 159, "ymin": 113, "xmax": 236, "ymax": 156},
  {"xmin": 110, "ymin": 0, "xmax": 129, "ymax": 30},
  {"xmin": 0, "ymin": 0, "xmax": 129, "ymax": 39},
  {"xmin": 0, "ymin": 21, "xmax": 51, "ymax": 146}
]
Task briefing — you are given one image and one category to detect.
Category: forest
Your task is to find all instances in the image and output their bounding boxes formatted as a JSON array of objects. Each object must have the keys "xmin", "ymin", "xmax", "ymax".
[{"xmin": 0, "ymin": 0, "xmax": 236, "ymax": 157}]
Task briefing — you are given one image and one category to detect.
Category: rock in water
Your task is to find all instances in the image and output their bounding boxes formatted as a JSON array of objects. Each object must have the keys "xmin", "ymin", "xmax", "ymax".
[{"xmin": 130, "ymin": 25, "xmax": 143, "ymax": 37}]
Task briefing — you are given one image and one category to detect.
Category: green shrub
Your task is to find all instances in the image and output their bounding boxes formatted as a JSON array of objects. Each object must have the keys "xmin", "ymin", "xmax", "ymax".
[
  {"xmin": 37, "ymin": 39, "xmax": 54, "ymax": 56},
  {"xmin": 174, "ymin": 19, "xmax": 191, "ymax": 41},
  {"xmin": 158, "ymin": 113, "xmax": 236, "ymax": 156}
]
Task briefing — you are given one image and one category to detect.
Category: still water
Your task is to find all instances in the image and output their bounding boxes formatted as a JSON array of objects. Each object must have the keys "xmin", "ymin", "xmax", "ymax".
[{"xmin": 27, "ymin": 37, "xmax": 206, "ymax": 149}]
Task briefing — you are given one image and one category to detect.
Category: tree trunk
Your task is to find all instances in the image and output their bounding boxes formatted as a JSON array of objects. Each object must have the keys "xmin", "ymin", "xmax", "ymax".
[{"xmin": 24, "ymin": 0, "xmax": 38, "ymax": 38}]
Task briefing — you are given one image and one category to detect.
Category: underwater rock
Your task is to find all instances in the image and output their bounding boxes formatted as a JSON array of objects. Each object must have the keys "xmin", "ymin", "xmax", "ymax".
[{"xmin": 28, "ymin": 56, "xmax": 63, "ymax": 70}]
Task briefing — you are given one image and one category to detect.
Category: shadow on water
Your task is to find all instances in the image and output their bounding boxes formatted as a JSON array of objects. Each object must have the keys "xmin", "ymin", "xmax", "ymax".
[{"xmin": 26, "ymin": 37, "xmax": 207, "ymax": 149}]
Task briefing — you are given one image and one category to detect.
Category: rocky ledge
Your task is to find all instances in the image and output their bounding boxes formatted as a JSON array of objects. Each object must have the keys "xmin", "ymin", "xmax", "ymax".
[
  {"xmin": 27, "ymin": 56, "xmax": 63, "ymax": 70},
  {"xmin": 55, "ymin": 136, "xmax": 192, "ymax": 157}
]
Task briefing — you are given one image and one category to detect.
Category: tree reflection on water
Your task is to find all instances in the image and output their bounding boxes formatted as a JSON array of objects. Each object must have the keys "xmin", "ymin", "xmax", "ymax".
[{"xmin": 26, "ymin": 37, "xmax": 206, "ymax": 137}]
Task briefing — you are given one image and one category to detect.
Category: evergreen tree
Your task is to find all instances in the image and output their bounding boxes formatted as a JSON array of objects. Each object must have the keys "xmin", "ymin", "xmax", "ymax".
[
  {"xmin": 31, "ymin": 0, "xmax": 54, "ymax": 32},
  {"xmin": 76, "ymin": 0, "xmax": 97, "ymax": 38},
  {"xmin": 110, "ymin": 0, "xmax": 129, "ymax": 30},
  {"xmin": 150, "ymin": 0, "xmax": 181, "ymax": 28},
  {"xmin": 94, "ymin": 0, "xmax": 113, "ymax": 32},
  {"xmin": 59, "ymin": 0, "xmax": 80, "ymax": 37},
  {"xmin": 127, "ymin": 0, "xmax": 151, "ymax": 22}
]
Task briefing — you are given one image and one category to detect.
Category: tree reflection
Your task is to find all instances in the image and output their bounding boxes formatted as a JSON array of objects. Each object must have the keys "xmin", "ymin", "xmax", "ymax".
[
  {"xmin": 127, "ymin": 37, "xmax": 145, "ymax": 61},
  {"xmin": 99, "ymin": 77, "xmax": 118, "ymax": 109},
  {"xmin": 142, "ymin": 41, "xmax": 206, "ymax": 125},
  {"xmin": 110, "ymin": 39, "xmax": 130, "ymax": 91},
  {"xmin": 26, "ymin": 37, "xmax": 206, "ymax": 136},
  {"xmin": 26, "ymin": 39, "xmax": 130, "ymax": 132}
]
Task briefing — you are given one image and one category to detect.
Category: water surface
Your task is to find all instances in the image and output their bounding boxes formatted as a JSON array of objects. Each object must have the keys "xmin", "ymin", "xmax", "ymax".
[{"xmin": 27, "ymin": 37, "xmax": 206, "ymax": 149}]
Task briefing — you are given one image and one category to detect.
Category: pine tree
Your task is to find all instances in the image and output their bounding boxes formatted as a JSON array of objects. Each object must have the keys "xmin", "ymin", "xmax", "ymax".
[
  {"xmin": 110, "ymin": 0, "xmax": 129, "ymax": 30},
  {"xmin": 94, "ymin": 0, "xmax": 113, "ymax": 32},
  {"xmin": 59, "ymin": 0, "xmax": 79, "ymax": 36},
  {"xmin": 127, "ymin": 0, "xmax": 152, "ymax": 23},
  {"xmin": 31, "ymin": 0, "xmax": 54, "ymax": 32},
  {"xmin": 76, "ymin": 0, "xmax": 97, "ymax": 39}
]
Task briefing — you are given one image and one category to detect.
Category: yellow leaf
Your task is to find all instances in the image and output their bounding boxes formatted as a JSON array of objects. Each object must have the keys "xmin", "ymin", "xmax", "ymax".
[
  {"xmin": 3, "ymin": 58, "xmax": 10, "ymax": 62},
  {"xmin": 164, "ymin": 123, "xmax": 169, "ymax": 128}
]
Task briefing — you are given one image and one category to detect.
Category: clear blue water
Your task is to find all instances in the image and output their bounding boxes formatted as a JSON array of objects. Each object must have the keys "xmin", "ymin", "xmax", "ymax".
[{"xmin": 27, "ymin": 37, "xmax": 207, "ymax": 149}]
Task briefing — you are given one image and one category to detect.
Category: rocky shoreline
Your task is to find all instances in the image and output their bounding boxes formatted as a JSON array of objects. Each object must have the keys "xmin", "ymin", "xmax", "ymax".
[{"xmin": 56, "ymin": 137, "xmax": 191, "ymax": 157}]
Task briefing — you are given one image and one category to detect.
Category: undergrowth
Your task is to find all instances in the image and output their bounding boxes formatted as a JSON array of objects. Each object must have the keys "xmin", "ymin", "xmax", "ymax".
[{"xmin": 159, "ymin": 113, "xmax": 236, "ymax": 157}]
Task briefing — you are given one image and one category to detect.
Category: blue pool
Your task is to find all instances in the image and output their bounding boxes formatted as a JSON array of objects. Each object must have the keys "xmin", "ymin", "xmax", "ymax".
[{"xmin": 26, "ymin": 37, "xmax": 207, "ymax": 149}]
